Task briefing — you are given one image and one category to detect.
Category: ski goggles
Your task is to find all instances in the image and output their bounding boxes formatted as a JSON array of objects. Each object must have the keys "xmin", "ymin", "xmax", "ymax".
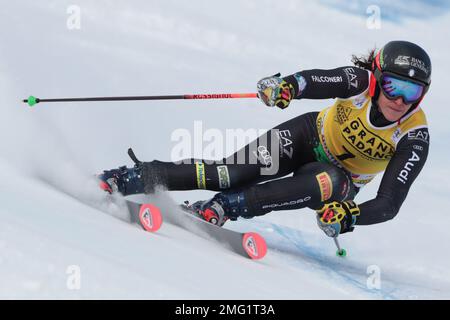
[{"xmin": 379, "ymin": 73, "xmax": 425, "ymax": 104}]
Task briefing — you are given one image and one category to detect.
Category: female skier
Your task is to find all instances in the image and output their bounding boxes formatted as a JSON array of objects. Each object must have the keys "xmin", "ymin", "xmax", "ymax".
[{"xmin": 99, "ymin": 40, "xmax": 431, "ymax": 238}]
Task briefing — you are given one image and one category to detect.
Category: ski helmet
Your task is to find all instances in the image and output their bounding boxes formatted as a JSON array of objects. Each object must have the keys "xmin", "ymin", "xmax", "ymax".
[{"xmin": 370, "ymin": 40, "xmax": 432, "ymax": 103}]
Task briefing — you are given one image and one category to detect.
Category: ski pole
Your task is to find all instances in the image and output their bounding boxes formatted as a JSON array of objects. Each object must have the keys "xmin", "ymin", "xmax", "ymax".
[
  {"xmin": 23, "ymin": 93, "xmax": 258, "ymax": 107},
  {"xmin": 334, "ymin": 237, "xmax": 347, "ymax": 257}
]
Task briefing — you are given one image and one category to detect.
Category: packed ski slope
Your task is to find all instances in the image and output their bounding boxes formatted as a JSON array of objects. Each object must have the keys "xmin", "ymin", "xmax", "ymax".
[{"xmin": 1, "ymin": 0, "xmax": 450, "ymax": 299}]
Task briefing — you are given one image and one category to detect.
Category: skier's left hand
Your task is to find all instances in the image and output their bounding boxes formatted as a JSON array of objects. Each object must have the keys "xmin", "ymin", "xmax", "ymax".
[{"xmin": 316, "ymin": 200, "xmax": 360, "ymax": 237}]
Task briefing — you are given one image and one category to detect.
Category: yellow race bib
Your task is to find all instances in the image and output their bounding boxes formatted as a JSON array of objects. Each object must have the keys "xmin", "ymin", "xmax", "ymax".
[{"xmin": 317, "ymin": 91, "xmax": 427, "ymax": 187}]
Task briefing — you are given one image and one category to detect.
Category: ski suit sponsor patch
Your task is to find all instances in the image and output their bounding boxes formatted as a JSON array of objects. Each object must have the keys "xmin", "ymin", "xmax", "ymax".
[
  {"xmin": 254, "ymin": 145, "xmax": 273, "ymax": 167},
  {"xmin": 397, "ymin": 151, "xmax": 421, "ymax": 184},
  {"xmin": 217, "ymin": 165, "xmax": 230, "ymax": 189},
  {"xmin": 294, "ymin": 73, "xmax": 307, "ymax": 94},
  {"xmin": 261, "ymin": 196, "xmax": 311, "ymax": 209},
  {"xmin": 343, "ymin": 67, "xmax": 358, "ymax": 89},
  {"xmin": 392, "ymin": 128, "xmax": 402, "ymax": 145},
  {"xmin": 311, "ymin": 75, "xmax": 343, "ymax": 83},
  {"xmin": 407, "ymin": 129, "xmax": 429, "ymax": 144},
  {"xmin": 195, "ymin": 162, "xmax": 206, "ymax": 189},
  {"xmin": 341, "ymin": 117, "xmax": 394, "ymax": 161},
  {"xmin": 335, "ymin": 104, "xmax": 352, "ymax": 125},
  {"xmin": 316, "ymin": 172, "xmax": 333, "ymax": 202},
  {"xmin": 277, "ymin": 129, "xmax": 293, "ymax": 159}
]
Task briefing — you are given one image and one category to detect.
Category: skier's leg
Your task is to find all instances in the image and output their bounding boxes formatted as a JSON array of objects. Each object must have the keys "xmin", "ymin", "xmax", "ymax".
[
  {"xmin": 191, "ymin": 162, "xmax": 357, "ymax": 225},
  {"xmin": 99, "ymin": 112, "xmax": 320, "ymax": 195},
  {"xmin": 243, "ymin": 162, "xmax": 357, "ymax": 215}
]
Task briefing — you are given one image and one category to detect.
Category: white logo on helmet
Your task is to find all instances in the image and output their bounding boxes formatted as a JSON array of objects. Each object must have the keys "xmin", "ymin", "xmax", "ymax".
[
  {"xmin": 408, "ymin": 69, "xmax": 415, "ymax": 77},
  {"xmin": 394, "ymin": 55, "xmax": 410, "ymax": 66}
]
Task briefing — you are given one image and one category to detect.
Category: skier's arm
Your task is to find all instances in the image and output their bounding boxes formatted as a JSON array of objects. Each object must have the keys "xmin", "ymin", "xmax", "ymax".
[
  {"xmin": 356, "ymin": 127, "xmax": 430, "ymax": 225},
  {"xmin": 282, "ymin": 66, "xmax": 370, "ymax": 100},
  {"xmin": 257, "ymin": 67, "xmax": 370, "ymax": 109}
]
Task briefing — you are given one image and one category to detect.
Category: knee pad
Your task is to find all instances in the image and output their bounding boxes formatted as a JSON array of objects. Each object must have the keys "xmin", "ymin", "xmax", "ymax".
[{"xmin": 294, "ymin": 162, "xmax": 355, "ymax": 206}]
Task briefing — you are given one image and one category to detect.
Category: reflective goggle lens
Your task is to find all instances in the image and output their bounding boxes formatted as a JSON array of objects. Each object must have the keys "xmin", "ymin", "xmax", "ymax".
[{"xmin": 381, "ymin": 75, "xmax": 424, "ymax": 104}]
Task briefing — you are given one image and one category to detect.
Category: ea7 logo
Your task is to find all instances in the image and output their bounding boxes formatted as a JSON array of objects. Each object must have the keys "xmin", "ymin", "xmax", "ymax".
[
  {"xmin": 343, "ymin": 67, "xmax": 358, "ymax": 88},
  {"xmin": 407, "ymin": 129, "xmax": 429, "ymax": 144},
  {"xmin": 277, "ymin": 130, "xmax": 293, "ymax": 159},
  {"xmin": 397, "ymin": 151, "xmax": 420, "ymax": 184}
]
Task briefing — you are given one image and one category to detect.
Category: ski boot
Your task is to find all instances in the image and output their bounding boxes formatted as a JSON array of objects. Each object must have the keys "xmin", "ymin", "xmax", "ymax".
[
  {"xmin": 98, "ymin": 165, "xmax": 145, "ymax": 196},
  {"xmin": 98, "ymin": 148, "xmax": 167, "ymax": 195},
  {"xmin": 184, "ymin": 191, "xmax": 251, "ymax": 227},
  {"xmin": 98, "ymin": 148, "xmax": 146, "ymax": 195}
]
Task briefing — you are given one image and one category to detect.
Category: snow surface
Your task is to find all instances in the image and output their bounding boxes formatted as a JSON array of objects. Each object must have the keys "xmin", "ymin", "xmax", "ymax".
[{"xmin": 1, "ymin": 0, "xmax": 450, "ymax": 299}]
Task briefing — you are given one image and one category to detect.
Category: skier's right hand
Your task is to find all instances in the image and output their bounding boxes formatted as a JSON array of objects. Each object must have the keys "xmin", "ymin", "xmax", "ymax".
[{"xmin": 257, "ymin": 74, "xmax": 295, "ymax": 109}]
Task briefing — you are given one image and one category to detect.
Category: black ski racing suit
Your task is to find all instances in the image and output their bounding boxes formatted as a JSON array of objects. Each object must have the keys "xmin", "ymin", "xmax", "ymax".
[{"xmin": 141, "ymin": 67, "xmax": 430, "ymax": 226}]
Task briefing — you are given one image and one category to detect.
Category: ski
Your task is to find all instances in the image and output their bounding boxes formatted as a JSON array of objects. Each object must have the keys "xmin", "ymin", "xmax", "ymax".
[
  {"xmin": 124, "ymin": 200, "xmax": 163, "ymax": 233},
  {"xmin": 158, "ymin": 203, "xmax": 267, "ymax": 260},
  {"xmin": 119, "ymin": 199, "xmax": 266, "ymax": 260}
]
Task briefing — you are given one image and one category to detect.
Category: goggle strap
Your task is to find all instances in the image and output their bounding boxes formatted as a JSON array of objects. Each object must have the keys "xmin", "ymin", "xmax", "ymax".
[{"xmin": 374, "ymin": 50, "xmax": 382, "ymax": 70}]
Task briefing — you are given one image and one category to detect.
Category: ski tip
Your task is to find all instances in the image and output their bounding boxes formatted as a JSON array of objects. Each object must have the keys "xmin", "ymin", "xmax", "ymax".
[
  {"xmin": 242, "ymin": 232, "xmax": 267, "ymax": 260},
  {"xmin": 138, "ymin": 203, "xmax": 163, "ymax": 232}
]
